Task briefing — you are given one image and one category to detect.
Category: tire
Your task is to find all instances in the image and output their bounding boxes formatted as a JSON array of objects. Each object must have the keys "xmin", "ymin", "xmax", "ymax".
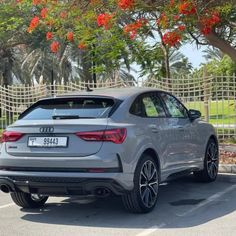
[
  {"xmin": 122, "ymin": 154, "xmax": 159, "ymax": 213},
  {"xmin": 10, "ymin": 192, "xmax": 48, "ymax": 208},
  {"xmin": 194, "ymin": 138, "xmax": 219, "ymax": 182}
]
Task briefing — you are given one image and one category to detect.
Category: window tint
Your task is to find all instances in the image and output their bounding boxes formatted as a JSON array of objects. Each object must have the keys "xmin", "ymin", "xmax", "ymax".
[
  {"xmin": 20, "ymin": 97, "xmax": 115, "ymax": 120},
  {"xmin": 160, "ymin": 93, "xmax": 188, "ymax": 118},
  {"xmin": 130, "ymin": 93, "xmax": 166, "ymax": 118},
  {"xmin": 143, "ymin": 96, "xmax": 159, "ymax": 117}
]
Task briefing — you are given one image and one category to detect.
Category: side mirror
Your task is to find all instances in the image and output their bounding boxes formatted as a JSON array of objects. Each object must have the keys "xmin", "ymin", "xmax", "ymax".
[{"xmin": 188, "ymin": 109, "xmax": 201, "ymax": 121}]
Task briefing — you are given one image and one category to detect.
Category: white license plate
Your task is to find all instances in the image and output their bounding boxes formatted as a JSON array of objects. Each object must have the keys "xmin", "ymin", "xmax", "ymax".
[{"xmin": 28, "ymin": 137, "xmax": 68, "ymax": 148}]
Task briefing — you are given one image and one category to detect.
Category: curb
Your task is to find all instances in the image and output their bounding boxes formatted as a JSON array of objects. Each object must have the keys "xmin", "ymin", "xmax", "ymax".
[{"xmin": 219, "ymin": 164, "xmax": 236, "ymax": 174}]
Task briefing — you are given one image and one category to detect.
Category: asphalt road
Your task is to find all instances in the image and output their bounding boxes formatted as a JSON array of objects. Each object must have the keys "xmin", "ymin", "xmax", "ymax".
[{"xmin": 0, "ymin": 174, "xmax": 236, "ymax": 236}]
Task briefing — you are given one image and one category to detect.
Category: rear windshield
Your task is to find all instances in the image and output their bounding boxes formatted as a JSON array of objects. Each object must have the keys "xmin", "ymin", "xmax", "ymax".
[{"xmin": 20, "ymin": 97, "xmax": 115, "ymax": 120}]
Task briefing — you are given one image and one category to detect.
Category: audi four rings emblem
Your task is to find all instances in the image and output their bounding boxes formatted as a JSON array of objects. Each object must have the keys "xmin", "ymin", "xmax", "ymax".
[{"xmin": 39, "ymin": 127, "xmax": 54, "ymax": 133}]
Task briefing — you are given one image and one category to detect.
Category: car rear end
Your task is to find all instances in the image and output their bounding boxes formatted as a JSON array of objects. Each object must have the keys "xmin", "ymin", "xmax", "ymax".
[{"xmin": 0, "ymin": 95, "xmax": 133, "ymax": 197}]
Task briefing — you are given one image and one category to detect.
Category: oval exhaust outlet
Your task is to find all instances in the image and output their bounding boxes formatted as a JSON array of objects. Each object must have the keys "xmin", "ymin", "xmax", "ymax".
[{"xmin": 0, "ymin": 185, "xmax": 10, "ymax": 193}]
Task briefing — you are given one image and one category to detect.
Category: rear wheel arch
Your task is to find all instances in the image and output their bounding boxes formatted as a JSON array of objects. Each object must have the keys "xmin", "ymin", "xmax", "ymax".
[
  {"xmin": 205, "ymin": 134, "xmax": 219, "ymax": 155},
  {"xmin": 208, "ymin": 135, "xmax": 218, "ymax": 146},
  {"xmin": 140, "ymin": 148, "xmax": 161, "ymax": 176},
  {"xmin": 122, "ymin": 150, "xmax": 160, "ymax": 213}
]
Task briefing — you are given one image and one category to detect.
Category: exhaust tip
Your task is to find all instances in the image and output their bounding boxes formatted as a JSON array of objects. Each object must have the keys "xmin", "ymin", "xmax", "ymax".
[
  {"xmin": 94, "ymin": 187, "xmax": 111, "ymax": 198},
  {"xmin": 0, "ymin": 185, "xmax": 10, "ymax": 193}
]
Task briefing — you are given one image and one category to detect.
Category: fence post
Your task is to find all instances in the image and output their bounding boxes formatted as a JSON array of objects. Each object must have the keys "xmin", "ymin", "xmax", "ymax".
[{"xmin": 203, "ymin": 66, "xmax": 209, "ymax": 122}]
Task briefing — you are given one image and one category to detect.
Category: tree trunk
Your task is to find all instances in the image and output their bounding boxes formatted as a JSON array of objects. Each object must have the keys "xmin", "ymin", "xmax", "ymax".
[
  {"xmin": 204, "ymin": 31, "xmax": 236, "ymax": 62},
  {"xmin": 92, "ymin": 49, "xmax": 97, "ymax": 88},
  {"xmin": 163, "ymin": 49, "xmax": 171, "ymax": 79},
  {"xmin": 80, "ymin": 50, "xmax": 93, "ymax": 83},
  {"xmin": 1, "ymin": 49, "xmax": 14, "ymax": 124},
  {"xmin": 158, "ymin": 28, "xmax": 172, "ymax": 89},
  {"xmin": 2, "ymin": 50, "xmax": 13, "ymax": 86},
  {"xmin": 161, "ymin": 45, "xmax": 172, "ymax": 89}
]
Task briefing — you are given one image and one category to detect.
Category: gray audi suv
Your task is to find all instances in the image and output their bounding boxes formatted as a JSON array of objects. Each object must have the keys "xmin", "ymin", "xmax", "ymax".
[{"xmin": 0, "ymin": 88, "xmax": 219, "ymax": 213}]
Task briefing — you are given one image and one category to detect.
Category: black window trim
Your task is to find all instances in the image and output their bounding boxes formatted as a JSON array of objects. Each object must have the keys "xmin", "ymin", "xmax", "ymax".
[
  {"xmin": 18, "ymin": 96, "xmax": 122, "ymax": 120},
  {"xmin": 129, "ymin": 92, "xmax": 168, "ymax": 118},
  {"xmin": 158, "ymin": 91, "xmax": 190, "ymax": 119}
]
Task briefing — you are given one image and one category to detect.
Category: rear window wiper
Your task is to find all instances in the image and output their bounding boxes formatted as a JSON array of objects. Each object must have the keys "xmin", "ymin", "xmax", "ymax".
[
  {"xmin": 52, "ymin": 115, "xmax": 81, "ymax": 120},
  {"xmin": 52, "ymin": 115, "xmax": 96, "ymax": 120}
]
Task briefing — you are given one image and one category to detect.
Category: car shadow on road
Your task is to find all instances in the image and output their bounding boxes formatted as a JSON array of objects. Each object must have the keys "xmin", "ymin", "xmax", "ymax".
[{"xmin": 20, "ymin": 174, "xmax": 236, "ymax": 229}]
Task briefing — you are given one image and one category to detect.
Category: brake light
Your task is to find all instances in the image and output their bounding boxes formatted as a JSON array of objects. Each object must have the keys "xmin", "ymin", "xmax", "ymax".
[
  {"xmin": 76, "ymin": 128, "xmax": 127, "ymax": 144},
  {"xmin": 1, "ymin": 131, "xmax": 24, "ymax": 143}
]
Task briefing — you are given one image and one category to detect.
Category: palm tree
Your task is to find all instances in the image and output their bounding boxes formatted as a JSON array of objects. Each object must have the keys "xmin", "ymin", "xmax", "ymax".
[
  {"xmin": 203, "ymin": 47, "xmax": 224, "ymax": 62},
  {"xmin": 1, "ymin": 42, "xmax": 136, "ymax": 86},
  {"xmin": 169, "ymin": 51, "xmax": 193, "ymax": 76},
  {"xmin": 140, "ymin": 48, "xmax": 193, "ymax": 82}
]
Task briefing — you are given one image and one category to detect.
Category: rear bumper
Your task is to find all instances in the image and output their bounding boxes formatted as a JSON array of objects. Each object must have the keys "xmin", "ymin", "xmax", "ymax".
[{"xmin": 0, "ymin": 170, "xmax": 134, "ymax": 196}]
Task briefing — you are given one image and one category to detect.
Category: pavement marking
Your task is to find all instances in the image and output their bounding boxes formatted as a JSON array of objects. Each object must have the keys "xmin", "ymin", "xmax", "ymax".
[
  {"xmin": 176, "ymin": 184, "xmax": 236, "ymax": 217},
  {"xmin": 135, "ymin": 224, "xmax": 166, "ymax": 236},
  {"xmin": 0, "ymin": 203, "xmax": 14, "ymax": 209},
  {"xmin": 135, "ymin": 184, "xmax": 236, "ymax": 236}
]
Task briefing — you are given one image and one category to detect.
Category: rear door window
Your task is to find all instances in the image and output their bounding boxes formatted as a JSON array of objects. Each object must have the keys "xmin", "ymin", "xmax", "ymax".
[
  {"xmin": 130, "ymin": 93, "xmax": 166, "ymax": 118},
  {"xmin": 20, "ymin": 97, "xmax": 115, "ymax": 120}
]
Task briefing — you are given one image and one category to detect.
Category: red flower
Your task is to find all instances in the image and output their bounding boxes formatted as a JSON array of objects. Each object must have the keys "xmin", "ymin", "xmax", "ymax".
[
  {"xmin": 67, "ymin": 32, "xmax": 74, "ymax": 42},
  {"xmin": 27, "ymin": 16, "xmax": 40, "ymax": 32},
  {"xmin": 173, "ymin": 15, "xmax": 180, "ymax": 21},
  {"xmin": 46, "ymin": 32, "xmax": 53, "ymax": 40},
  {"xmin": 60, "ymin": 11, "xmax": 67, "ymax": 19},
  {"xmin": 41, "ymin": 8, "xmax": 48, "ymax": 19},
  {"xmin": 178, "ymin": 25, "xmax": 186, "ymax": 31},
  {"xmin": 200, "ymin": 11, "xmax": 221, "ymax": 35},
  {"xmin": 162, "ymin": 31, "xmax": 181, "ymax": 47},
  {"xmin": 178, "ymin": 1, "xmax": 196, "ymax": 15},
  {"xmin": 129, "ymin": 30, "xmax": 137, "ymax": 40},
  {"xmin": 211, "ymin": 12, "xmax": 221, "ymax": 24},
  {"xmin": 97, "ymin": 13, "xmax": 113, "ymax": 29},
  {"xmin": 169, "ymin": 0, "xmax": 175, "ymax": 7},
  {"xmin": 33, "ymin": 0, "xmax": 41, "ymax": 5},
  {"xmin": 201, "ymin": 26, "xmax": 211, "ymax": 35},
  {"xmin": 124, "ymin": 19, "xmax": 146, "ymax": 39},
  {"xmin": 78, "ymin": 42, "xmax": 87, "ymax": 50},
  {"xmin": 118, "ymin": 0, "xmax": 135, "ymax": 10},
  {"xmin": 50, "ymin": 41, "xmax": 60, "ymax": 53}
]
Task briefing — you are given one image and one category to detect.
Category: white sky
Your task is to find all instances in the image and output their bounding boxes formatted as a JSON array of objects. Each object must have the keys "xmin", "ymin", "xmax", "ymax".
[{"xmin": 180, "ymin": 43, "xmax": 207, "ymax": 68}]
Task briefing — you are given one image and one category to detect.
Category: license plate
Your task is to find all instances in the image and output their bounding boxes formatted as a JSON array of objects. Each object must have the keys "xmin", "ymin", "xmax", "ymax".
[{"xmin": 28, "ymin": 137, "xmax": 68, "ymax": 148}]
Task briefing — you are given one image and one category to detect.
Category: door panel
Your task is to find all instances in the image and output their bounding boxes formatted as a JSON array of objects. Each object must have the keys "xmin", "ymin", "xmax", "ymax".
[{"xmin": 159, "ymin": 92, "xmax": 200, "ymax": 170}]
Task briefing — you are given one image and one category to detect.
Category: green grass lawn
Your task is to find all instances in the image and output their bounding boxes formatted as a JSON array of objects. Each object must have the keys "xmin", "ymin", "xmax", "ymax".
[{"xmin": 185, "ymin": 100, "xmax": 236, "ymax": 125}]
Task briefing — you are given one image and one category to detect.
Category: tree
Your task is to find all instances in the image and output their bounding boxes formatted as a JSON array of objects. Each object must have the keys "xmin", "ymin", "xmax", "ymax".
[
  {"xmin": 18, "ymin": 0, "xmax": 236, "ymax": 66},
  {"xmin": 197, "ymin": 55, "xmax": 236, "ymax": 76},
  {"xmin": 137, "ymin": 46, "xmax": 192, "ymax": 80},
  {"xmin": 203, "ymin": 47, "xmax": 224, "ymax": 62},
  {"xmin": 0, "ymin": 1, "xmax": 29, "ymax": 85}
]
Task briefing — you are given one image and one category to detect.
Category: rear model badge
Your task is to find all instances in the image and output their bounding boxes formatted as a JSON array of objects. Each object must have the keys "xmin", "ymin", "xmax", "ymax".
[{"xmin": 39, "ymin": 127, "xmax": 54, "ymax": 133}]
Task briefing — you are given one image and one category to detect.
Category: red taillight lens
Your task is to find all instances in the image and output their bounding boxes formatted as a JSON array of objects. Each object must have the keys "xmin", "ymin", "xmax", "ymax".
[
  {"xmin": 76, "ymin": 128, "xmax": 127, "ymax": 144},
  {"xmin": 1, "ymin": 131, "xmax": 24, "ymax": 143}
]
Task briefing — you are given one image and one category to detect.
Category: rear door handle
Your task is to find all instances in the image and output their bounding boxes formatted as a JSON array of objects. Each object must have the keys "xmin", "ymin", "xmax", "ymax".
[{"xmin": 148, "ymin": 124, "xmax": 159, "ymax": 133}]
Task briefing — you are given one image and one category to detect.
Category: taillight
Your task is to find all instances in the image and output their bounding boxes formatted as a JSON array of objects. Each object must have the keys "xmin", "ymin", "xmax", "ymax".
[
  {"xmin": 1, "ymin": 131, "xmax": 24, "ymax": 143},
  {"xmin": 76, "ymin": 128, "xmax": 127, "ymax": 144}
]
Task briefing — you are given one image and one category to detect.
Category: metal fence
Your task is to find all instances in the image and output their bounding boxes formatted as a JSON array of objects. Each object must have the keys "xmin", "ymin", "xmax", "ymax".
[{"xmin": 0, "ymin": 75, "xmax": 235, "ymax": 142}]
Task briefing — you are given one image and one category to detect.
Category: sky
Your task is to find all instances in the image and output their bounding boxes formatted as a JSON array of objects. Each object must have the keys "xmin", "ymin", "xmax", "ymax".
[{"xmin": 180, "ymin": 43, "xmax": 207, "ymax": 68}]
